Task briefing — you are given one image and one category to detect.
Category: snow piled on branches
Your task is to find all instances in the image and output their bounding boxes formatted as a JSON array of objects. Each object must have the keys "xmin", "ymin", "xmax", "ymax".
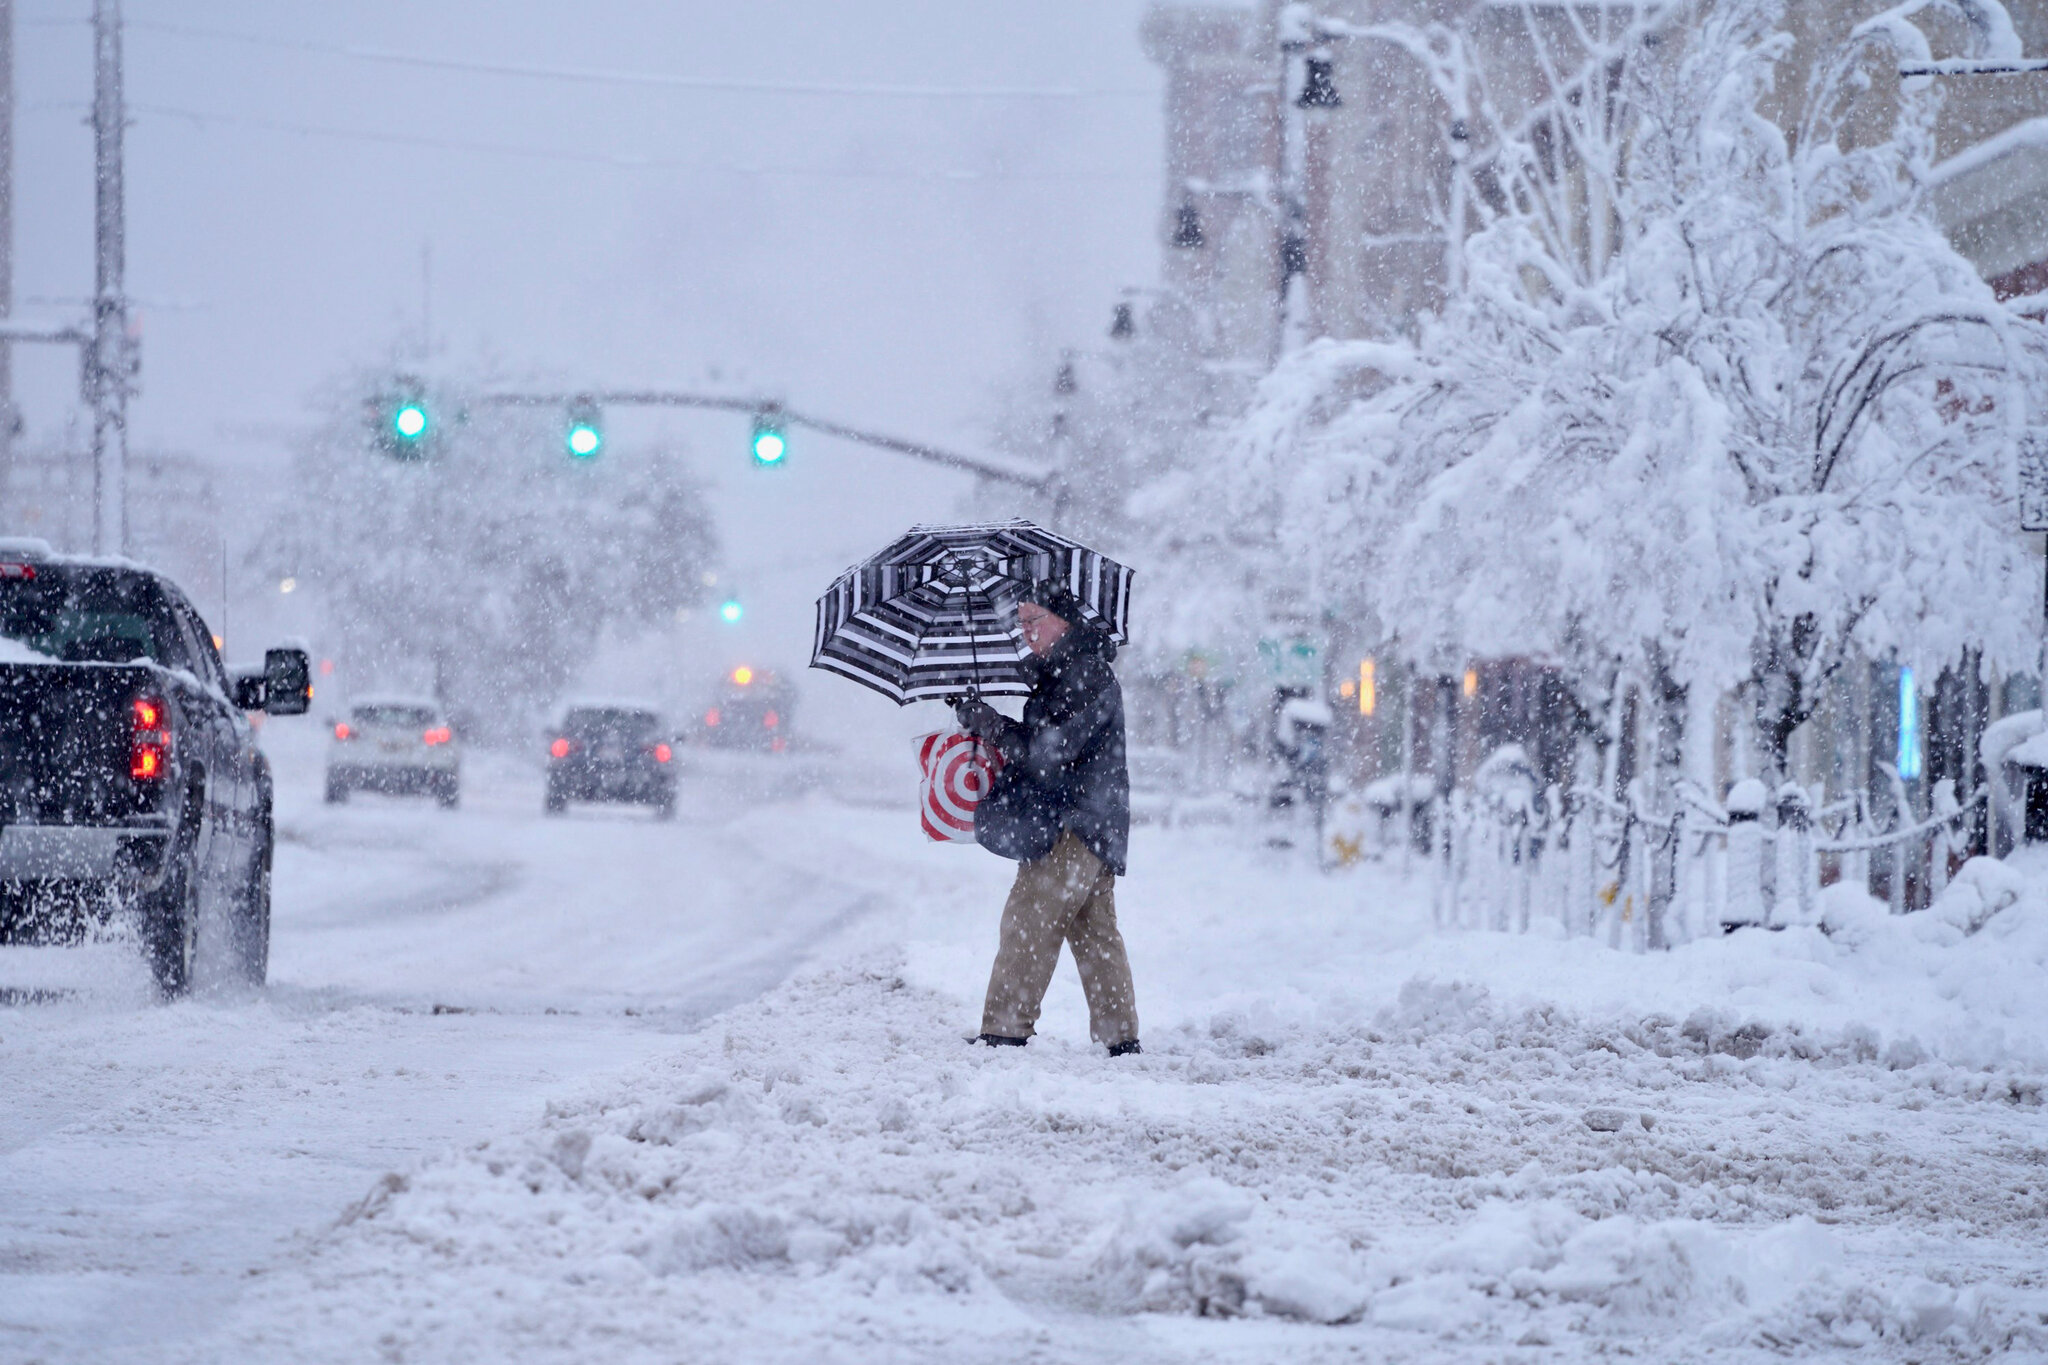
[{"xmin": 1203, "ymin": 0, "xmax": 2047, "ymax": 732}]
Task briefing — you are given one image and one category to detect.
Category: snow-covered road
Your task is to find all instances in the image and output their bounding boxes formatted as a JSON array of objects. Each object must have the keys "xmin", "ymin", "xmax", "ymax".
[
  {"xmin": 0, "ymin": 737, "xmax": 882, "ymax": 1363},
  {"xmin": 6, "ymin": 728, "xmax": 2048, "ymax": 1364}
]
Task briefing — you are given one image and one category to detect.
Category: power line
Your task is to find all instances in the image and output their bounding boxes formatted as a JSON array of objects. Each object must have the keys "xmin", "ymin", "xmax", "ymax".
[
  {"xmin": 105, "ymin": 100, "xmax": 1135, "ymax": 183},
  {"xmin": 125, "ymin": 18, "xmax": 1153, "ymax": 101}
]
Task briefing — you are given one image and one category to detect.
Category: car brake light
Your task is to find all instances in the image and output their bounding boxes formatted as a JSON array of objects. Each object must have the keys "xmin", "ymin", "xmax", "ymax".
[
  {"xmin": 131, "ymin": 695, "xmax": 169, "ymax": 780},
  {"xmin": 763, "ymin": 710, "xmax": 779, "ymax": 730},
  {"xmin": 334, "ymin": 722, "xmax": 353, "ymax": 741},
  {"xmin": 704, "ymin": 708, "xmax": 721, "ymax": 728},
  {"xmin": 654, "ymin": 743, "xmax": 672, "ymax": 763},
  {"xmin": 0, "ymin": 562, "xmax": 35, "ymax": 580},
  {"xmin": 550, "ymin": 737, "xmax": 572, "ymax": 759},
  {"xmin": 423, "ymin": 726, "xmax": 452, "ymax": 746}
]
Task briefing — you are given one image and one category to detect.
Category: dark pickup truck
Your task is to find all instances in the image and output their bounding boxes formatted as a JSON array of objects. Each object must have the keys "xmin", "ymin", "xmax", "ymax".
[{"xmin": 0, "ymin": 539, "xmax": 310, "ymax": 996}]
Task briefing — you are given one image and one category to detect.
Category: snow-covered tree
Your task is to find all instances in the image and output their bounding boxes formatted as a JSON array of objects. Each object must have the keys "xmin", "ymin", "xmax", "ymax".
[
  {"xmin": 258, "ymin": 375, "xmax": 718, "ymax": 742},
  {"xmin": 1220, "ymin": 0, "xmax": 2047, "ymax": 788},
  {"xmin": 996, "ymin": 299, "xmax": 1260, "ymax": 662}
]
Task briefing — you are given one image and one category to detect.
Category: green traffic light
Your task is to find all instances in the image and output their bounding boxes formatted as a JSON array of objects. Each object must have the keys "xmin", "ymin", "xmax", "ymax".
[
  {"xmin": 567, "ymin": 423, "xmax": 602, "ymax": 458},
  {"xmin": 393, "ymin": 403, "xmax": 429, "ymax": 441},
  {"xmin": 751, "ymin": 413, "xmax": 786, "ymax": 466},
  {"xmin": 719, "ymin": 599, "xmax": 744, "ymax": 624}
]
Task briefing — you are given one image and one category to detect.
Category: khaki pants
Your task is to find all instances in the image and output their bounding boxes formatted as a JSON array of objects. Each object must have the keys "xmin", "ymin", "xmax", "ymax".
[{"xmin": 981, "ymin": 831, "xmax": 1138, "ymax": 1046}]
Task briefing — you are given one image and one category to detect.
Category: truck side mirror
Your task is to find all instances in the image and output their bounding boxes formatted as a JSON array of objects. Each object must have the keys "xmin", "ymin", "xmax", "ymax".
[
  {"xmin": 263, "ymin": 646, "xmax": 313, "ymax": 716},
  {"xmin": 230, "ymin": 668, "xmax": 267, "ymax": 711}
]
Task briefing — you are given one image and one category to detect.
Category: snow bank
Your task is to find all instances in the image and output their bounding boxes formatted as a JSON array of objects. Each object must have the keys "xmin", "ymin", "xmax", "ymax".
[
  {"xmin": 166, "ymin": 811, "xmax": 2048, "ymax": 1362},
  {"xmin": 200, "ymin": 945, "xmax": 2048, "ymax": 1362}
]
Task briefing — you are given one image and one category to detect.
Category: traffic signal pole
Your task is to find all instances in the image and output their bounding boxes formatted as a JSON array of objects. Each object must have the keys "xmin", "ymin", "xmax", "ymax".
[{"xmin": 475, "ymin": 388, "xmax": 1050, "ymax": 489}]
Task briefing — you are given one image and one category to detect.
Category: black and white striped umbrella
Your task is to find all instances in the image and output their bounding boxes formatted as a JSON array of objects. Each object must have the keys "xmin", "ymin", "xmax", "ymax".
[{"xmin": 810, "ymin": 520, "xmax": 1133, "ymax": 705}]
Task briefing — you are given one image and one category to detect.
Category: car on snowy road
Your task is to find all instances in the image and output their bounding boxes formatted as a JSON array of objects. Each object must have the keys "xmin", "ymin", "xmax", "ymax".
[
  {"xmin": 324, "ymin": 697, "xmax": 461, "ymax": 807},
  {"xmin": 694, "ymin": 665, "xmax": 794, "ymax": 753},
  {"xmin": 0, "ymin": 537, "xmax": 311, "ymax": 996},
  {"xmin": 545, "ymin": 702, "xmax": 676, "ymax": 818}
]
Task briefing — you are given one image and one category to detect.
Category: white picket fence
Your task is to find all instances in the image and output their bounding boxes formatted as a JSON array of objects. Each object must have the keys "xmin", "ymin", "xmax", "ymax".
[{"xmin": 1410, "ymin": 777, "xmax": 1982, "ymax": 949}]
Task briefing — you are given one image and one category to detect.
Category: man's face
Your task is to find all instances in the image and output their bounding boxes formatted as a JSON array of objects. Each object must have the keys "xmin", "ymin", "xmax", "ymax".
[{"xmin": 1017, "ymin": 602, "xmax": 1070, "ymax": 658}]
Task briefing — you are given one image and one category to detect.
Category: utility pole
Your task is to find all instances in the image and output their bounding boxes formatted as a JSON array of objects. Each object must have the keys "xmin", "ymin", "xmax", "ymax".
[
  {"xmin": 89, "ymin": 0, "xmax": 132, "ymax": 555},
  {"xmin": 0, "ymin": 0, "xmax": 15, "ymax": 456}
]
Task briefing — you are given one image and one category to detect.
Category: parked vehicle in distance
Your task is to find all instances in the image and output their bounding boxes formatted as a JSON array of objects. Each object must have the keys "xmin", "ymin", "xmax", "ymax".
[
  {"xmin": 695, "ymin": 665, "xmax": 794, "ymax": 752},
  {"xmin": 324, "ymin": 696, "xmax": 460, "ymax": 807},
  {"xmin": 0, "ymin": 537, "xmax": 311, "ymax": 996},
  {"xmin": 545, "ymin": 702, "xmax": 675, "ymax": 818}
]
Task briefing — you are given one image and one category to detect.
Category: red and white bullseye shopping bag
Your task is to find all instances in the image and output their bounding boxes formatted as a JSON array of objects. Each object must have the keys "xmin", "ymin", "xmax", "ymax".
[{"xmin": 917, "ymin": 729, "xmax": 1004, "ymax": 842}]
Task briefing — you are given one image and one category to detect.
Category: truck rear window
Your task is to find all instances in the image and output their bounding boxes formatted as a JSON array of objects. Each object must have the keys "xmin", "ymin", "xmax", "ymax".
[{"xmin": 0, "ymin": 567, "xmax": 192, "ymax": 669}]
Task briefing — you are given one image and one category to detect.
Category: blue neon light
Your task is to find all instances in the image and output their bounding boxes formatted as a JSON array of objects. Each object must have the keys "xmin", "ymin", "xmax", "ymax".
[{"xmin": 1897, "ymin": 665, "xmax": 1922, "ymax": 780}]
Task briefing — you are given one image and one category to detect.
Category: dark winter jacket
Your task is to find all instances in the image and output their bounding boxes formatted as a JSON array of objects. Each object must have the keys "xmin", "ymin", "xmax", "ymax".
[{"xmin": 962, "ymin": 622, "xmax": 1130, "ymax": 876}]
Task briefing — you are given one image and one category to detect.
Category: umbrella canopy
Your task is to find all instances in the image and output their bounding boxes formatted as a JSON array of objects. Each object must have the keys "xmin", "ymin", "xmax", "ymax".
[{"xmin": 810, "ymin": 520, "xmax": 1133, "ymax": 705}]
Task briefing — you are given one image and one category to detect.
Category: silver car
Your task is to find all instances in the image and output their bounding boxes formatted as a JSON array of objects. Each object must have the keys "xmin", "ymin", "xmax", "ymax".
[{"xmin": 324, "ymin": 697, "xmax": 461, "ymax": 807}]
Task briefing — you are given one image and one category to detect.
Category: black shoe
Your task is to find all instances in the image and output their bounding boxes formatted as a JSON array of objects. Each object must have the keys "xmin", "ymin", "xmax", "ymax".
[
  {"xmin": 974, "ymin": 1033, "xmax": 1027, "ymax": 1047},
  {"xmin": 1107, "ymin": 1040, "xmax": 1141, "ymax": 1057}
]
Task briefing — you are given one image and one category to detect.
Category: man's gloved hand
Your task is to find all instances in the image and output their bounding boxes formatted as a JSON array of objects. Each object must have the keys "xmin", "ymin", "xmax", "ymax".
[{"xmin": 954, "ymin": 698, "xmax": 1001, "ymax": 739}]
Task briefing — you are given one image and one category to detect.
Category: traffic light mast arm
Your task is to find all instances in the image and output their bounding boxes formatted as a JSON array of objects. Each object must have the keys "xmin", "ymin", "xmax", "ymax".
[
  {"xmin": 775, "ymin": 407, "xmax": 1048, "ymax": 488},
  {"xmin": 0, "ymin": 325, "xmax": 90, "ymax": 345},
  {"xmin": 475, "ymin": 389, "xmax": 1051, "ymax": 489}
]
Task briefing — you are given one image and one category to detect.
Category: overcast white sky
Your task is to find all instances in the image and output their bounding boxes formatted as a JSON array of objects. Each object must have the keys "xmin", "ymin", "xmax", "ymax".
[
  {"xmin": 12, "ymin": 2, "xmax": 1161, "ymax": 457},
  {"xmin": 9, "ymin": 2, "xmax": 1167, "ymax": 729}
]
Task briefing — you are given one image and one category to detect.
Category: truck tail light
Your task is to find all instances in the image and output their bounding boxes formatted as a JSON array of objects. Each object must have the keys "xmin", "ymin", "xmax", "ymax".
[
  {"xmin": 550, "ymin": 737, "xmax": 572, "ymax": 759},
  {"xmin": 131, "ymin": 695, "xmax": 170, "ymax": 781},
  {"xmin": 654, "ymin": 743, "xmax": 672, "ymax": 763},
  {"xmin": 334, "ymin": 722, "xmax": 353, "ymax": 741},
  {"xmin": 423, "ymin": 726, "xmax": 453, "ymax": 746}
]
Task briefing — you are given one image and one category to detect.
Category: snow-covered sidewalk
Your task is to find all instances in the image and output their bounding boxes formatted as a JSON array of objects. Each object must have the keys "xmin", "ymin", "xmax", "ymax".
[{"xmin": 162, "ymin": 804, "xmax": 2048, "ymax": 1364}]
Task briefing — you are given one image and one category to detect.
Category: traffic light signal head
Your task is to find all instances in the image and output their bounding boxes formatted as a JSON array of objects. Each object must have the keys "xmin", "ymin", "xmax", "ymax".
[
  {"xmin": 565, "ymin": 398, "xmax": 603, "ymax": 459},
  {"xmin": 371, "ymin": 377, "xmax": 435, "ymax": 459},
  {"xmin": 751, "ymin": 409, "xmax": 787, "ymax": 467}
]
